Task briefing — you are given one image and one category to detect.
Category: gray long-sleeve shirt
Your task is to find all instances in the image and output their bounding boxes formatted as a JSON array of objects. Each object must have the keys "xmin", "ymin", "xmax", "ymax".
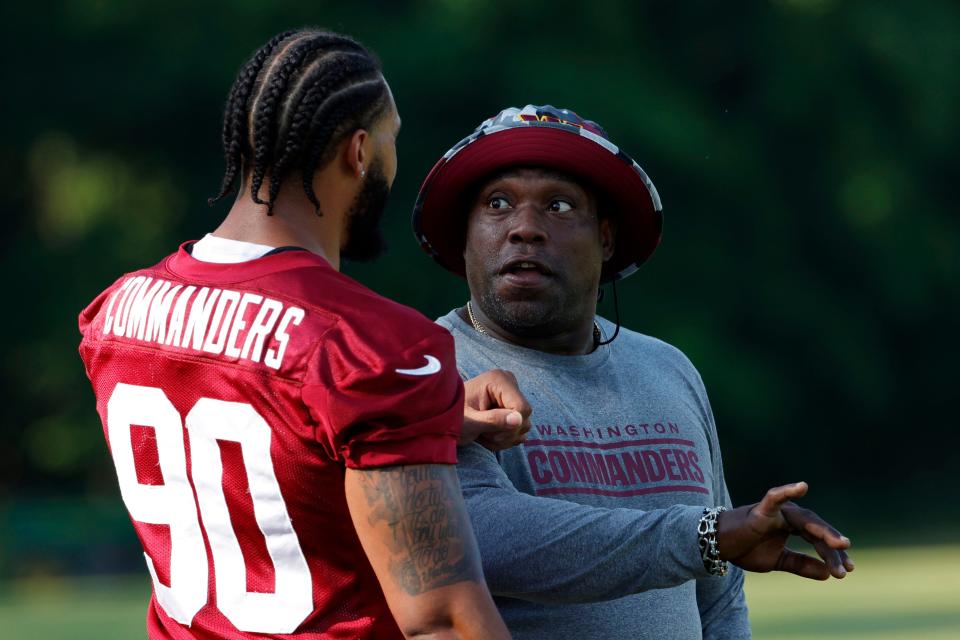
[{"xmin": 438, "ymin": 310, "xmax": 751, "ymax": 640}]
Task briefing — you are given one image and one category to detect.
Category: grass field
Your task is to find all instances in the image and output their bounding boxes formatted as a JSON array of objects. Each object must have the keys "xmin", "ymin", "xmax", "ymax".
[
  {"xmin": 0, "ymin": 545, "xmax": 957, "ymax": 639},
  {"xmin": 746, "ymin": 545, "xmax": 960, "ymax": 639}
]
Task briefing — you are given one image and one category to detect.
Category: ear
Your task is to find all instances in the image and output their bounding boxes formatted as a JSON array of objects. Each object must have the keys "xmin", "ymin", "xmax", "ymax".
[
  {"xmin": 342, "ymin": 128, "xmax": 369, "ymax": 178},
  {"xmin": 600, "ymin": 217, "xmax": 616, "ymax": 262}
]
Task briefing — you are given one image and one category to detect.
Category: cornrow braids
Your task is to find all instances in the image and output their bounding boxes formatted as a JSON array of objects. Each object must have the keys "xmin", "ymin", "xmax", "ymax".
[
  {"xmin": 208, "ymin": 29, "xmax": 390, "ymax": 215},
  {"xmin": 208, "ymin": 29, "xmax": 299, "ymax": 206},
  {"xmin": 269, "ymin": 57, "xmax": 381, "ymax": 210},
  {"xmin": 247, "ymin": 34, "xmax": 352, "ymax": 208}
]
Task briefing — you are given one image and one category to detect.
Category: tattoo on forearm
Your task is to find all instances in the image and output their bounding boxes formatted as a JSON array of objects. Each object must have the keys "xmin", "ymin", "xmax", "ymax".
[{"xmin": 358, "ymin": 465, "xmax": 481, "ymax": 595}]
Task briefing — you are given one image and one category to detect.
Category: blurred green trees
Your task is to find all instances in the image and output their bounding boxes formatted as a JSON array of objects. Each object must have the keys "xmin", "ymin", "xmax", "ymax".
[{"xmin": 2, "ymin": 0, "xmax": 957, "ymax": 575}]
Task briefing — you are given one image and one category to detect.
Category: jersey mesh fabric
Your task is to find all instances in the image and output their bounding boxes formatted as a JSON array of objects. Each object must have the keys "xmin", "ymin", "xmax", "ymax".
[{"xmin": 78, "ymin": 243, "xmax": 463, "ymax": 639}]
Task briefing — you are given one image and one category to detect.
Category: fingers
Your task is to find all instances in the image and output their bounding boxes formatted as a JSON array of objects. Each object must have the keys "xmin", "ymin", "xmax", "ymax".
[
  {"xmin": 779, "ymin": 503, "xmax": 854, "ymax": 578},
  {"xmin": 808, "ymin": 536, "xmax": 849, "ymax": 578},
  {"xmin": 462, "ymin": 374, "xmax": 493, "ymax": 411},
  {"xmin": 462, "ymin": 369, "xmax": 532, "ymax": 451},
  {"xmin": 725, "ymin": 483, "xmax": 855, "ymax": 579},
  {"xmin": 777, "ymin": 502, "xmax": 854, "ymax": 578},
  {"xmin": 462, "ymin": 406, "xmax": 530, "ymax": 449},
  {"xmin": 473, "ymin": 407, "xmax": 529, "ymax": 435},
  {"xmin": 775, "ymin": 549, "xmax": 832, "ymax": 581},
  {"xmin": 792, "ymin": 521, "xmax": 853, "ymax": 578},
  {"xmin": 833, "ymin": 549, "xmax": 854, "ymax": 575},
  {"xmin": 800, "ymin": 520, "xmax": 850, "ymax": 549},
  {"xmin": 491, "ymin": 374, "xmax": 533, "ymax": 419},
  {"xmin": 776, "ymin": 547, "xmax": 852, "ymax": 580},
  {"xmin": 798, "ymin": 518, "xmax": 851, "ymax": 550},
  {"xmin": 467, "ymin": 369, "xmax": 532, "ymax": 418},
  {"xmin": 479, "ymin": 430, "xmax": 527, "ymax": 451},
  {"xmin": 841, "ymin": 551, "xmax": 855, "ymax": 573},
  {"xmin": 755, "ymin": 482, "xmax": 808, "ymax": 518}
]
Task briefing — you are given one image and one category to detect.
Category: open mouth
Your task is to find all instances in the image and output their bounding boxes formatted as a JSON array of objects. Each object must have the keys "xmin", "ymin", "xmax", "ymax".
[
  {"xmin": 497, "ymin": 257, "xmax": 554, "ymax": 289},
  {"xmin": 499, "ymin": 258, "xmax": 553, "ymax": 276}
]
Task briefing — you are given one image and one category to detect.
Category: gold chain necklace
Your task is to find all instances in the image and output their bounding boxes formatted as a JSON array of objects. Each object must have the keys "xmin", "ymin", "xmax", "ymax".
[
  {"xmin": 466, "ymin": 300, "xmax": 487, "ymax": 334},
  {"xmin": 466, "ymin": 301, "xmax": 603, "ymax": 344}
]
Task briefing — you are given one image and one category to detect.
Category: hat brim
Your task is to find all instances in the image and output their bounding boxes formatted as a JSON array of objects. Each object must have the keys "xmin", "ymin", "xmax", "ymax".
[{"xmin": 413, "ymin": 126, "xmax": 662, "ymax": 283}]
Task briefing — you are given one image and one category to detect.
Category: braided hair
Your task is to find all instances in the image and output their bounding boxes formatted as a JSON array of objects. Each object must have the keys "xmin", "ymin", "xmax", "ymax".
[{"xmin": 209, "ymin": 29, "xmax": 390, "ymax": 214}]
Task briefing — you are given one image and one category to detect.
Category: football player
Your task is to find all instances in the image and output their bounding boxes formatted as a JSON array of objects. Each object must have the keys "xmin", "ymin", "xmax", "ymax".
[{"xmin": 78, "ymin": 29, "xmax": 525, "ymax": 639}]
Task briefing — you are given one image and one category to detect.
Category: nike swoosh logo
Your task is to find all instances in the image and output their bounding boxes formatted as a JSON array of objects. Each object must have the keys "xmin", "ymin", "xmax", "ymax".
[{"xmin": 396, "ymin": 355, "xmax": 442, "ymax": 376}]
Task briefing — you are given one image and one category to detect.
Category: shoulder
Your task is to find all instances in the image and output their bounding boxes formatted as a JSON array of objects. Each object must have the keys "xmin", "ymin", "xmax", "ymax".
[
  {"xmin": 318, "ymin": 274, "xmax": 448, "ymax": 353},
  {"xmin": 605, "ymin": 321, "xmax": 692, "ymax": 362},
  {"xmin": 271, "ymin": 271, "xmax": 455, "ymax": 388},
  {"xmin": 603, "ymin": 320, "xmax": 705, "ymax": 384},
  {"xmin": 204, "ymin": 255, "xmax": 449, "ymax": 351},
  {"xmin": 78, "ymin": 256, "xmax": 173, "ymax": 336},
  {"xmin": 435, "ymin": 309, "xmax": 458, "ymax": 332},
  {"xmin": 433, "ymin": 309, "xmax": 490, "ymax": 373},
  {"xmin": 605, "ymin": 322, "xmax": 719, "ymax": 436}
]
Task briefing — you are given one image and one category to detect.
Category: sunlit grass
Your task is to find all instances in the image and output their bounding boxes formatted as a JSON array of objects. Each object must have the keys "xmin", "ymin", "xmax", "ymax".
[
  {"xmin": 746, "ymin": 545, "xmax": 960, "ymax": 639},
  {"xmin": 0, "ymin": 574, "xmax": 149, "ymax": 640},
  {"xmin": 0, "ymin": 546, "xmax": 957, "ymax": 639}
]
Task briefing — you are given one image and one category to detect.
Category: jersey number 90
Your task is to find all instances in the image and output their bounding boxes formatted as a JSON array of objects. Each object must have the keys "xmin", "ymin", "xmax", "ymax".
[{"xmin": 107, "ymin": 383, "xmax": 312, "ymax": 633}]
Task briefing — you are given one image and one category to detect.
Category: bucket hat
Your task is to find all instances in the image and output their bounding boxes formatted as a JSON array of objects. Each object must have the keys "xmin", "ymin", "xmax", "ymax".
[{"xmin": 412, "ymin": 104, "xmax": 663, "ymax": 283}]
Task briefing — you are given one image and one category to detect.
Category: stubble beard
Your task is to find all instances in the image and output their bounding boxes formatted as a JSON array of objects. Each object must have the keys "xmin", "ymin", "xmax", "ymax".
[{"xmin": 475, "ymin": 278, "xmax": 585, "ymax": 339}]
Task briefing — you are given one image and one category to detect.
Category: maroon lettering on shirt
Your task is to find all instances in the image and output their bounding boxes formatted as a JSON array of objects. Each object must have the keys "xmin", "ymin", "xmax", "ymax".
[{"xmin": 523, "ymin": 422, "xmax": 709, "ymax": 498}]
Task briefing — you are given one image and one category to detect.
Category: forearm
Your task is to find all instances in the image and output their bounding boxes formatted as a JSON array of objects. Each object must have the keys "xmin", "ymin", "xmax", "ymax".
[
  {"xmin": 345, "ymin": 464, "xmax": 510, "ymax": 640},
  {"xmin": 458, "ymin": 444, "xmax": 708, "ymax": 603},
  {"xmin": 400, "ymin": 581, "xmax": 509, "ymax": 640}
]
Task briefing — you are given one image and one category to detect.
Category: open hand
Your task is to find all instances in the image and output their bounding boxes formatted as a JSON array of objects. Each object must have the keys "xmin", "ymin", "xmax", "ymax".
[{"xmin": 717, "ymin": 482, "xmax": 854, "ymax": 580}]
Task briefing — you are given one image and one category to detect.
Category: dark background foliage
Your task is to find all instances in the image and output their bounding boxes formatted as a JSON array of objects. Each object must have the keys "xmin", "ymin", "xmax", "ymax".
[{"xmin": 2, "ymin": 0, "xmax": 956, "ymax": 576}]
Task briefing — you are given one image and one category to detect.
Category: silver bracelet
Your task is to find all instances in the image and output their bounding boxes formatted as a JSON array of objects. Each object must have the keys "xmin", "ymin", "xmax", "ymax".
[{"xmin": 698, "ymin": 506, "xmax": 728, "ymax": 576}]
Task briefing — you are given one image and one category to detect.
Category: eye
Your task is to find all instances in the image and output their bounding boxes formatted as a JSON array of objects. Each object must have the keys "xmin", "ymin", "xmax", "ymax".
[
  {"xmin": 548, "ymin": 199, "xmax": 574, "ymax": 214},
  {"xmin": 488, "ymin": 196, "xmax": 511, "ymax": 210}
]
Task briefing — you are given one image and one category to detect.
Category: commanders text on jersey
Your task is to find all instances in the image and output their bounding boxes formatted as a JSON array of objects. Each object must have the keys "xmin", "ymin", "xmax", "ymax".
[{"xmin": 101, "ymin": 276, "xmax": 304, "ymax": 369}]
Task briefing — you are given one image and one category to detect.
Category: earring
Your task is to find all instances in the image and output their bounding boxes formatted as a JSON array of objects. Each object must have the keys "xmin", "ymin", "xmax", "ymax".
[{"xmin": 360, "ymin": 166, "xmax": 366, "ymax": 178}]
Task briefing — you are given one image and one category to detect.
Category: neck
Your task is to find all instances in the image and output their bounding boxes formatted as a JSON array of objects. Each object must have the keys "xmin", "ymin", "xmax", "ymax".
[
  {"xmin": 461, "ymin": 300, "xmax": 598, "ymax": 355},
  {"xmin": 211, "ymin": 173, "xmax": 352, "ymax": 271}
]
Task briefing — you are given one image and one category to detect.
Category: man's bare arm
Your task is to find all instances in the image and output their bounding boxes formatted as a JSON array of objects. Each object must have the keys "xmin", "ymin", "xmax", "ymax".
[{"xmin": 345, "ymin": 464, "xmax": 511, "ymax": 639}]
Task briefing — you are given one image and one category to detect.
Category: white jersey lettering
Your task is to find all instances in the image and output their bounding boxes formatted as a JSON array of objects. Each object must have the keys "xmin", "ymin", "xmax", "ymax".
[{"xmin": 102, "ymin": 277, "xmax": 303, "ymax": 370}]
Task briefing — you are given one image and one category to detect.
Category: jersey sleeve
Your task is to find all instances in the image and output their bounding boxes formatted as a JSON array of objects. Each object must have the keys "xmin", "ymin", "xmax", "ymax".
[{"xmin": 301, "ymin": 319, "xmax": 464, "ymax": 469}]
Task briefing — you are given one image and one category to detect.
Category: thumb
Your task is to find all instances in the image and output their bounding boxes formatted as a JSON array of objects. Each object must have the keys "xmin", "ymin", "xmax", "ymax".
[
  {"xmin": 755, "ymin": 482, "xmax": 808, "ymax": 518},
  {"xmin": 466, "ymin": 406, "xmax": 524, "ymax": 429},
  {"xmin": 461, "ymin": 404, "xmax": 526, "ymax": 447}
]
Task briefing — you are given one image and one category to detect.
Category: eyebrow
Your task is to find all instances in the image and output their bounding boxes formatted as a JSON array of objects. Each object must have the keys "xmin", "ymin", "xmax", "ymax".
[{"xmin": 476, "ymin": 170, "xmax": 599, "ymax": 212}]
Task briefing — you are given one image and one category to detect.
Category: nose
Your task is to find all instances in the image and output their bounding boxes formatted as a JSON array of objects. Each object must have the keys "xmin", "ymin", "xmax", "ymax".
[{"xmin": 507, "ymin": 204, "xmax": 547, "ymax": 245}]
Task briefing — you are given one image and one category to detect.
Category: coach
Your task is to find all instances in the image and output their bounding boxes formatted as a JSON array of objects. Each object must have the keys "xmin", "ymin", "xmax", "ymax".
[{"xmin": 413, "ymin": 105, "xmax": 854, "ymax": 639}]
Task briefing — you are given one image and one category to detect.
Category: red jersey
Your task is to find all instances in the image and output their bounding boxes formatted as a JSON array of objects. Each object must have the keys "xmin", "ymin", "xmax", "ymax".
[{"xmin": 78, "ymin": 243, "xmax": 464, "ymax": 639}]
